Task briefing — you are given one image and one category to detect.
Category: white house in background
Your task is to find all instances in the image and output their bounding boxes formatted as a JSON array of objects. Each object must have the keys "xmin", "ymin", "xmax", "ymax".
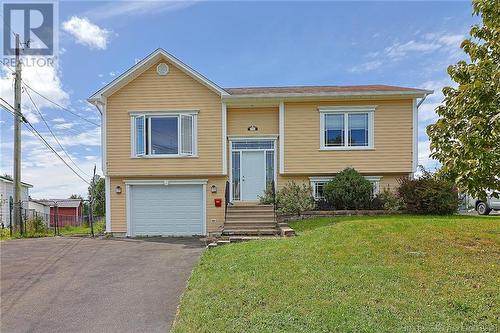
[
  {"xmin": 0, "ymin": 175, "xmax": 32, "ymax": 227},
  {"xmin": 28, "ymin": 199, "xmax": 52, "ymax": 225}
]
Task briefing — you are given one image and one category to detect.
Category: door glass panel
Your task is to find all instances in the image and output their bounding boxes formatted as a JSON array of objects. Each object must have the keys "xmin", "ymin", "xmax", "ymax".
[
  {"xmin": 232, "ymin": 151, "xmax": 240, "ymax": 200},
  {"xmin": 265, "ymin": 151, "xmax": 274, "ymax": 186}
]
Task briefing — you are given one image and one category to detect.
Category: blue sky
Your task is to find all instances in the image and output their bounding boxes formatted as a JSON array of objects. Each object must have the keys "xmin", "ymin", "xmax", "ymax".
[{"xmin": 0, "ymin": 1, "xmax": 476, "ymax": 198}]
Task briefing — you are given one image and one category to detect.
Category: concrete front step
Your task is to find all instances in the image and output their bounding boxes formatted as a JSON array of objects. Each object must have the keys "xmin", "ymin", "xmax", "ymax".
[
  {"xmin": 228, "ymin": 205, "xmax": 273, "ymax": 210},
  {"xmin": 226, "ymin": 211, "xmax": 275, "ymax": 216},
  {"xmin": 225, "ymin": 218, "xmax": 276, "ymax": 223},
  {"xmin": 222, "ymin": 228, "xmax": 279, "ymax": 236},
  {"xmin": 224, "ymin": 224, "xmax": 278, "ymax": 230}
]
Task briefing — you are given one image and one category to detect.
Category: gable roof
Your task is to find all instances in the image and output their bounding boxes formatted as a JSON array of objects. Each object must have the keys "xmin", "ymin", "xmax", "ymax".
[
  {"xmin": 88, "ymin": 48, "xmax": 228, "ymax": 103},
  {"xmin": 38, "ymin": 199, "xmax": 82, "ymax": 208}
]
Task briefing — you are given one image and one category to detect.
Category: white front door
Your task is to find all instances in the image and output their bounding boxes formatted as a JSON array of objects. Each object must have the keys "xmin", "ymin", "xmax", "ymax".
[{"xmin": 241, "ymin": 151, "xmax": 266, "ymax": 201}]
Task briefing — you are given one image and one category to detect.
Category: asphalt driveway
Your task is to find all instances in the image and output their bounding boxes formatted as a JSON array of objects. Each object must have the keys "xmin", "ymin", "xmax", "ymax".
[{"xmin": 0, "ymin": 236, "xmax": 204, "ymax": 333}]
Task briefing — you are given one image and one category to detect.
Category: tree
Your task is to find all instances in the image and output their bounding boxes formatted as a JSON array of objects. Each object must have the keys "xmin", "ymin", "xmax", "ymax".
[
  {"xmin": 69, "ymin": 194, "xmax": 89, "ymax": 216},
  {"xmin": 88, "ymin": 177, "xmax": 105, "ymax": 217},
  {"xmin": 426, "ymin": 0, "xmax": 500, "ymax": 199}
]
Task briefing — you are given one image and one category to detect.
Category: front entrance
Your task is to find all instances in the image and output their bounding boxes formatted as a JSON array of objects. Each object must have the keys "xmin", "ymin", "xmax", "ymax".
[
  {"xmin": 230, "ymin": 139, "xmax": 276, "ymax": 202},
  {"xmin": 241, "ymin": 151, "xmax": 266, "ymax": 201}
]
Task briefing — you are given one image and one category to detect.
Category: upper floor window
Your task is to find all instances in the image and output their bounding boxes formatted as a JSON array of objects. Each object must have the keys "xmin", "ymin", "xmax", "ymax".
[
  {"xmin": 319, "ymin": 107, "xmax": 375, "ymax": 150},
  {"xmin": 131, "ymin": 113, "xmax": 197, "ymax": 157}
]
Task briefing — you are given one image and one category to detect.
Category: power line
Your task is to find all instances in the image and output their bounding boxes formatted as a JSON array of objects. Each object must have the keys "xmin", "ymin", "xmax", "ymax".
[
  {"xmin": 23, "ymin": 121, "xmax": 90, "ymax": 185},
  {"xmin": 21, "ymin": 81, "xmax": 100, "ymax": 127},
  {"xmin": 24, "ymin": 87, "xmax": 91, "ymax": 178}
]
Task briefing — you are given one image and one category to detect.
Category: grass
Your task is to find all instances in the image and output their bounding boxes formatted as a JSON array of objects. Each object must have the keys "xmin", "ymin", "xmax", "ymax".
[{"xmin": 172, "ymin": 215, "xmax": 499, "ymax": 332}]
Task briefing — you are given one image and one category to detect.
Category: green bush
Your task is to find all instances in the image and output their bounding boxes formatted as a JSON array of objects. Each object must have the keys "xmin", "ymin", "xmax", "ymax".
[
  {"xmin": 323, "ymin": 168, "xmax": 373, "ymax": 210},
  {"xmin": 26, "ymin": 216, "xmax": 49, "ymax": 236},
  {"xmin": 276, "ymin": 181, "xmax": 315, "ymax": 216},
  {"xmin": 258, "ymin": 183, "xmax": 275, "ymax": 205},
  {"xmin": 397, "ymin": 169, "xmax": 458, "ymax": 214},
  {"xmin": 376, "ymin": 188, "xmax": 403, "ymax": 211}
]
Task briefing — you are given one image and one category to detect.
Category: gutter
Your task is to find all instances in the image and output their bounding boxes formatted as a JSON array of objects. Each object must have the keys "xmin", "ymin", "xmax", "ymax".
[{"xmin": 222, "ymin": 90, "xmax": 434, "ymax": 102}]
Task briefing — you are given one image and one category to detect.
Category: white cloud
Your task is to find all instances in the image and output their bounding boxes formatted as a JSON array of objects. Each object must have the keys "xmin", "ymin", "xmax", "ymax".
[
  {"xmin": 87, "ymin": 1, "xmax": 197, "ymax": 21},
  {"xmin": 53, "ymin": 122, "xmax": 75, "ymax": 130},
  {"xmin": 62, "ymin": 16, "xmax": 111, "ymax": 50},
  {"xmin": 0, "ymin": 58, "xmax": 70, "ymax": 125},
  {"xmin": 385, "ymin": 40, "xmax": 441, "ymax": 59},
  {"xmin": 349, "ymin": 60, "xmax": 383, "ymax": 73},
  {"xmin": 359, "ymin": 32, "xmax": 466, "ymax": 72}
]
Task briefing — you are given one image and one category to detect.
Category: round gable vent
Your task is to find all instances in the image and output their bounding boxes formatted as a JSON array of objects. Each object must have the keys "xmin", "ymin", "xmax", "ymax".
[{"xmin": 156, "ymin": 63, "xmax": 169, "ymax": 76}]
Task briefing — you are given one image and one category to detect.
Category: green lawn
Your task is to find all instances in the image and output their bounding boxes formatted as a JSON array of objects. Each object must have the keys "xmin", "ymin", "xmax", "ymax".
[{"xmin": 172, "ymin": 215, "xmax": 499, "ymax": 333}]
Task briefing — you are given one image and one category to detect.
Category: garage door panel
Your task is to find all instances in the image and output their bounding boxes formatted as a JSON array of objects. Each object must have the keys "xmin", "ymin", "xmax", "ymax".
[{"xmin": 130, "ymin": 184, "xmax": 204, "ymax": 236}]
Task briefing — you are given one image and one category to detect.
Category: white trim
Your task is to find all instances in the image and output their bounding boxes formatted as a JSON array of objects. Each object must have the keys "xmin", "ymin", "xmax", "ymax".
[
  {"xmin": 222, "ymin": 102, "xmax": 227, "ymax": 175},
  {"xmin": 124, "ymin": 179, "xmax": 208, "ymax": 185},
  {"xmin": 320, "ymin": 109, "xmax": 375, "ymax": 150},
  {"xmin": 279, "ymin": 101, "xmax": 285, "ymax": 174},
  {"xmin": 318, "ymin": 106, "xmax": 377, "ymax": 113},
  {"xmin": 126, "ymin": 184, "xmax": 131, "ymax": 237},
  {"xmin": 228, "ymin": 136, "xmax": 278, "ymax": 141},
  {"xmin": 125, "ymin": 180, "xmax": 207, "ymax": 237},
  {"xmin": 105, "ymin": 176, "xmax": 111, "ymax": 233},
  {"xmin": 100, "ymin": 98, "xmax": 107, "ymax": 175},
  {"xmin": 412, "ymin": 98, "xmax": 418, "ymax": 176},
  {"xmin": 129, "ymin": 110, "xmax": 199, "ymax": 116},
  {"xmin": 88, "ymin": 48, "xmax": 228, "ymax": 102}
]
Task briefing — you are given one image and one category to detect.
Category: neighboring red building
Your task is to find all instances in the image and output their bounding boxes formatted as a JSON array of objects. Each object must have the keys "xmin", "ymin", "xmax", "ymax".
[{"xmin": 40, "ymin": 199, "xmax": 83, "ymax": 227}]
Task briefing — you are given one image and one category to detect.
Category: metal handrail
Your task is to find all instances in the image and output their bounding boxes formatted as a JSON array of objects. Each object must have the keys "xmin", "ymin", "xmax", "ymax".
[
  {"xmin": 224, "ymin": 181, "xmax": 230, "ymax": 220},
  {"xmin": 271, "ymin": 180, "xmax": 277, "ymax": 221}
]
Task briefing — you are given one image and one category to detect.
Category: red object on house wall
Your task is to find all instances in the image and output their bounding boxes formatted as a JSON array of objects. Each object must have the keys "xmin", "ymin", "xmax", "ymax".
[{"xmin": 214, "ymin": 198, "xmax": 222, "ymax": 207}]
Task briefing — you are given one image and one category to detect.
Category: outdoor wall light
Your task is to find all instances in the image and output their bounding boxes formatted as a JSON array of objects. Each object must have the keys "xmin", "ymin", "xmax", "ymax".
[
  {"xmin": 115, "ymin": 186, "xmax": 122, "ymax": 194},
  {"xmin": 211, "ymin": 185, "xmax": 217, "ymax": 193}
]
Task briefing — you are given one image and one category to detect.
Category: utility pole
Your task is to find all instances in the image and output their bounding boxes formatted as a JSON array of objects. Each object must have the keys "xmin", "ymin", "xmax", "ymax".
[
  {"xmin": 12, "ymin": 33, "xmax": 22, "ymax": 234},
  {"xmin": 89, "ymin": 165, "xmax": 96, "ymax": 237}
]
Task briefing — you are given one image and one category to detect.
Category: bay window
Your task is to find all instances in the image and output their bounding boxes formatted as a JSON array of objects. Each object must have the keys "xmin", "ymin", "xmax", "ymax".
[
  {"xmin": 131, "ymin": 113, "xmax": 197, "ymax": 157},
  {"xmin": 320, "ymin": 107, "xmax": 375, "ymax": 149}
]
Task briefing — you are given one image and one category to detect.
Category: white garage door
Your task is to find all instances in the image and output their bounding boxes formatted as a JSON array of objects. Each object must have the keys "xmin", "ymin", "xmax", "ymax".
[{"xmin": 129, "ymin": 184, "xmax": 204, "ymax": 236}]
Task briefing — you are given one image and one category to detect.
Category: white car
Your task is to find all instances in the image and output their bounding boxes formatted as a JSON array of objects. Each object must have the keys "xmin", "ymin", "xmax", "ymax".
[{"xmin": 476, "ymin": 194, "xmax": 500, "ymax": 215}]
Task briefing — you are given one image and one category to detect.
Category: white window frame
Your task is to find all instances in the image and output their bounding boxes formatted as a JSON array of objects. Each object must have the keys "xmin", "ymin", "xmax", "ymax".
[
  {"xmin": 319, "ymin": 106, "xmax": 375, "ymax": 150},
  {"xmin": 130, "ymin": 111, "xmax": 198, "ymax": 158},
  {"xmin": 309, "ymin": 175, "xmax": 382, "ymax": 200}
]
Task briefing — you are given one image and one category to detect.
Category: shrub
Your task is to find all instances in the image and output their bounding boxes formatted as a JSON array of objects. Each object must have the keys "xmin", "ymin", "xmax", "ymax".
[
  {"xmin": 397, "ymin": 169, "xmax": 458, "ymax": 214},
  {"xmin": 258, "ymin": 183, "xmax": 275, "ymax": 205},
  {"xmin": 26, "ymin": 216, "xmax": 49, "ymax": 236},
  {"xmin": 376, "ymin": 188, "xmax": 403, "ymax": 211},
  {"xmin": 276, "ymin": 181, "xmax": 315, "ymax": 216},
  {"xmin": 315, "ymin": 199, "xmax": 334, "ymax": 211},
  {"xmin": 323, "ymin": 168, "xmax": 373, "ymax": 210}
]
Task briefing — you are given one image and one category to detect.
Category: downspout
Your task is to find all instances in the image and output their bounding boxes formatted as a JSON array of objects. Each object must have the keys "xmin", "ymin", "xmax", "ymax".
[
  {"xmin": 412, "ymin": 93, "xmax": 430, "ymax": 178},
  {"xmin": 417, "ymin": 93, "xmax": 428, "ymax": 108}
]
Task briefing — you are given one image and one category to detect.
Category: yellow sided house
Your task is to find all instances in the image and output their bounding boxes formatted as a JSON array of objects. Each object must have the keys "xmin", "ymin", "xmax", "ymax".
[{"xmin": 88, "ymin": 49, "xmax": 432, "ymax": 237}]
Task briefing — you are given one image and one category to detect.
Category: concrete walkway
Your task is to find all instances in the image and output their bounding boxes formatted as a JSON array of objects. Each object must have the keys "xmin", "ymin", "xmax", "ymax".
[{"xmin": 0, "ymin": 236, "xmax": 204, "ymax": 333}]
